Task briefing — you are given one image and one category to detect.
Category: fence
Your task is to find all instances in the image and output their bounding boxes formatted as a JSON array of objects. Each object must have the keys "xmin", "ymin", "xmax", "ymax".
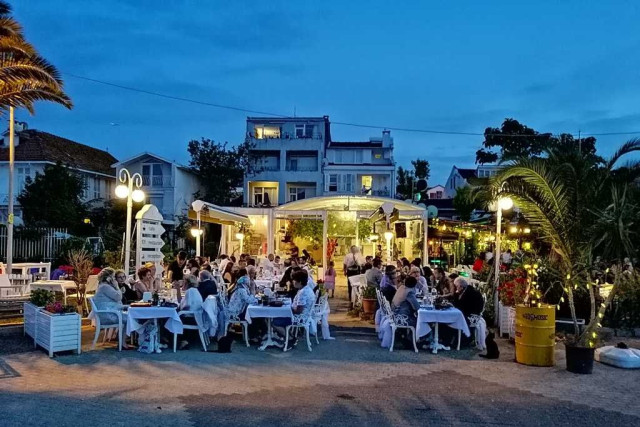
[{"xmin": 0, "ymin": 227, "xmax": 70, "ymax": 262}]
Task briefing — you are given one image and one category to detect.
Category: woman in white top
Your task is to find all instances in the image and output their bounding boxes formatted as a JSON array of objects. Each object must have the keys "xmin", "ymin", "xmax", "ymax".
[{"xmin": 177, "ymin": 274, "xmax": 204, "ymax": 350}]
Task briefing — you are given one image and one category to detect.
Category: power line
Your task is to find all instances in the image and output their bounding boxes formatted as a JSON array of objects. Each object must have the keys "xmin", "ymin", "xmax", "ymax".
[{"xmin": 64, "ymin": 72, "xmax": 640, "ymax": 138}]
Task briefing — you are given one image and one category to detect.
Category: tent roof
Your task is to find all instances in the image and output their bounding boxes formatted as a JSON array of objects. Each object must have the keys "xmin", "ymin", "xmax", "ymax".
[
  {"xmin": 275, "ymin": 195, "xmax": 424, "ymax": 215},
  {"xmin": 189, "ymin": 201, "xmax": 251, "ymax": 225}
]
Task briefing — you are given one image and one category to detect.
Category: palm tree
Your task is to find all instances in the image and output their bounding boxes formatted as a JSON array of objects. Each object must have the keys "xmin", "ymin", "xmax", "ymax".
[
  {"xmin": 490, "ymin": 139, "xmax": 640, "ymax": 344},
  {"xmin": 0, "ymin": 0, "xmax": 72, "ymax": 270}
]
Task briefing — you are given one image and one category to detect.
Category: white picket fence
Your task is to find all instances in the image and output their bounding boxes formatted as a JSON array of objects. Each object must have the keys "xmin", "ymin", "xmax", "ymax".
[{"xmin": 0, "ymin": 227, "xmax": 69, "ymax": 262}]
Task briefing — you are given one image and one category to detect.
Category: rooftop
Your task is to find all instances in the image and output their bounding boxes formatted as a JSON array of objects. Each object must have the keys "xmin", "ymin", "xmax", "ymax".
[
  {"xmin": 456, "ymin": 168, "xmax": 477, "ymax": 180},
  {"xmin": 0, "ymin": 129, "xmax": 117, "ymax": 176}
]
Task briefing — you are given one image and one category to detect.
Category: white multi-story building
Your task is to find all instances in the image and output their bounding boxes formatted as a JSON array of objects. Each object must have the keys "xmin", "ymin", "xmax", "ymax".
[
  {"xmin": 113, "ymin": 153, "xmax": 205, "ymax": 226},
  {"xmin": 0, "ymin": 122, "xmax": 117, "ymax": 223},
  {"xmin": 243, "ymin": 116, "xmax": 395, "ymax": 206}
]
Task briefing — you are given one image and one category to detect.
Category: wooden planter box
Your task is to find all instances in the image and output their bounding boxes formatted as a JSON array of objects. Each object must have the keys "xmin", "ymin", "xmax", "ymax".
[
  {"xmin": 23, "ymin": 302, "xmax": 40, "ymax": 341},
  {"xmin": 35, "ymin": 309, "xmax": 81, "ymax": 357},
  {"xmin": 498, "ymin": 302, "xmax": 516, "ymax": 338}
]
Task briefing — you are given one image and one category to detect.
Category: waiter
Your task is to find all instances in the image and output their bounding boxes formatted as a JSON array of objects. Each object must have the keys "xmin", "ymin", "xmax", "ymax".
[{"xmin": 343, "ymin": 245, "xmax": 362, "ymax": 308}]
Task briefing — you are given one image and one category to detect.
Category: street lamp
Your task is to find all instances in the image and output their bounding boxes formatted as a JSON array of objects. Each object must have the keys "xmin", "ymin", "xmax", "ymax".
[
  {"xmin": 191, "ymin": 227, "xmax": 204, "ymax": 256},
  {"xmin": 494, "ymin": 196, "xmax": 512, "ymax": 287},
  {"xmin": 115, "ymin": 168, "xmax": 144, "ymax": 274}
]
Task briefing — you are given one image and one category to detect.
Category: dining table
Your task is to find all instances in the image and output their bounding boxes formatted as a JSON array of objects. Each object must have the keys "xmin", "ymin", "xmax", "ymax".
[
  {"xmin": 416, "ymin": 306, "xmax": 471, "ymax": 354},
  {"xmin": 245, "ymin": 299, "xmax": 293, "ymax": 351},
  {"xmin": 126, "ymin": 306, "xmax": 184, "ymax": 352}
]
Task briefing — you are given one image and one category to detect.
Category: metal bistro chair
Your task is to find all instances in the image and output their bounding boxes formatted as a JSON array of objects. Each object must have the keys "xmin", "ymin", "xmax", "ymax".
[
  {"xmin": 380, "ymin": 295, "xmax": 418, "ymax": 353},
  {"xmin": 311, "ymin": 293, "xmax": 329, "ymax": 344},
  {"xmin": 88, "ymin": 297, "xmax": 125, "ymax": 351},
  {"xmin": 174, "ymin": 309, "xmax": 209, "ymax": 352},
  {"xmin": 284, "ymin": 309, "xmax": 313, "ymax": 352},
  {"xmin": 219, "ymin": 291, "xmax": 250, "ymax": 347}
]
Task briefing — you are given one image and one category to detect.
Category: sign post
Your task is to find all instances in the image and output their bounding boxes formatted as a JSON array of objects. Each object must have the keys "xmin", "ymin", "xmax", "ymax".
[{"xmin": 135, "ymin": 205, "xmax": 165, "ymax": 279}]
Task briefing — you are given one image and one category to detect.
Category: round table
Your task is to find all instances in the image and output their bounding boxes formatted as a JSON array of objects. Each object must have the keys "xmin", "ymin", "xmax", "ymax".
[{"xmin": 245, "ymin": 302, "xmax": 292, "ymax": 351}]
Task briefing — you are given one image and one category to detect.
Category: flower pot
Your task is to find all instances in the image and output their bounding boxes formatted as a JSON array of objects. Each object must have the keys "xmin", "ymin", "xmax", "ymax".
[
  {"xmin": 23, "ymin": 302, "xmax": 40, "ymax": 341},
  {"xmin": 362, "ymin": 298, "xmax": 377, "ymax": 315},
  {"xmin": 35, "ymin": 309, "xmax": 82, "ymax": 357},
  {"xmin": 565, "ymin": 345, "xmax": 595, "ymax": 374}
]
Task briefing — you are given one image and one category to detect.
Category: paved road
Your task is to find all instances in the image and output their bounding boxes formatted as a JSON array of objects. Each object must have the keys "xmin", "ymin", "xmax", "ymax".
[{"xmin": 0, "ymin": 325, "xmax": 638, "ymax": 426}]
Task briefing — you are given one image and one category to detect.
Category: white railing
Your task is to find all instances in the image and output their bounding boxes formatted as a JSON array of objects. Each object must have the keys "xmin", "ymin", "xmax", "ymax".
[{"xmin": 0, "ymin": 228, "xmax": 69, "ymax": 263}]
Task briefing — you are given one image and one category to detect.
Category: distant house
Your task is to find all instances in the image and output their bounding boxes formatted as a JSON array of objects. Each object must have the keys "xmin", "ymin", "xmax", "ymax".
[
  {"xmin": 427, "ymin": 185, "xmax": 447, "ymax": 200},
  {"xmin": 444, "ymin": 165, "xmax": 500, "ymax": 198},
  {"xmin": 113, "ymin": 153, "xmax": 205, "ymax": 226},
  {"xmin": 0, "ymin": 122, "xmax": 117, "ymax": 223}
]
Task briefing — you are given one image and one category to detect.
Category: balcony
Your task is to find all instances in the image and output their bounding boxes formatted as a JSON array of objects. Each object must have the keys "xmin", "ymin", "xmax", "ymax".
[{"xmin": 141, "ymin": 176, "xmax": 173, "ymax": 188}]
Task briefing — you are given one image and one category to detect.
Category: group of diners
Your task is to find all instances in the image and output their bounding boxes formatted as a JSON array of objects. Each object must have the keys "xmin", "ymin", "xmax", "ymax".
[{"xmin": 91, "ymin": 249, "xmax": 325, "ymax": 351}]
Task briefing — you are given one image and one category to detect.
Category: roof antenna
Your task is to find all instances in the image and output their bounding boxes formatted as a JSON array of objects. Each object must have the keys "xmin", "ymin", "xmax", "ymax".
[{"xmin": 293, "ymin": 106, "xmax": 296, "ymax": 118}]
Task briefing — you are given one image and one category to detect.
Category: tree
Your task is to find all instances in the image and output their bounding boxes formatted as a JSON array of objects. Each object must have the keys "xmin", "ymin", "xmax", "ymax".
[
  {"xmin": 411, "ymin": 158, "xmax": 430, "ymax": 180},
  {"xmin": 18, "ymin": 163, "xmax": 88, "ymax": 233},
  {"xmin": 476, "ymin": 118, "xmax": 555, "ymax": 164},
  {"xmin": 0, "ymin": 1, "xmax": 72, "ymax": 112},
  {"xmin": 396, "ymin": 159, "xmax": 431, "ymax": 200},
  {"xmin": 492, "ymin": 138, "xmax": 640, "ymax": 344},
  {"xmin": 187, "ymin": 138, "xmax": 252, "ymax": 205},
  {"xmin": 452, "ymin": 186, "xmax": 479, "ymax": 221}
]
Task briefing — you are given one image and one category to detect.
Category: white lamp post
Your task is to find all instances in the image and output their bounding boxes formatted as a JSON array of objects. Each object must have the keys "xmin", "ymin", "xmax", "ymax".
[
  {"xmin": 191, "ymin": 228, "xmax": 203, "ymax": 256},
  {"xmin": 235, "ymin": 232, "xmax": 245, "ymax": 254},
  {"xmin": 494, "ymin": 196, "xmax": 513, "ymax": 287},
  {"xmin": 384, "ymin": 230, "xmax": 394, "ymax": 264},
  {"xmin": 115, "ymin": 168, "xmax": 144, "ymax": 274},
  {"xmin": 5, "ymin": 107, "xmax": 15, "ymax": 273}
]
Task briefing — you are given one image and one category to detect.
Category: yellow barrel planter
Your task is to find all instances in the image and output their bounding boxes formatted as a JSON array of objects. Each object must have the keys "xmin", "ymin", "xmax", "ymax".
[{"xmin": 515, "ymin": 304, "xmax": 556, "ymax": 367}]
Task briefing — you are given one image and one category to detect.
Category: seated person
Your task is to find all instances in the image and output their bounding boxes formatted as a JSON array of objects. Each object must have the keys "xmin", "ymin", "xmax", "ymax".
[
  {"xmin": 177, "ymin": 274, "xmax": 204, "ymax": 350},
  {"xmin": 433, "ymin": 267, "xmax": 454, "ymax": 298},
  {"xmin": 197, "ymin": 269, "xmax": 218, "ymax": 300},
  {"xmin": 226, "ymin": 275, "xmax": 257, "ymax": 321},
  {"xmin": 246, "ymin": 265, "xmax": 258, "ymax": 295},
  {"xmin": 409, "ymin": 266, "xmax": 428, "ymax": 295},
  {"xmin": 115, "ymin": 269, "xmax": 138, "ymax": 304},
  {"xmin": 133, "ymin": 266, "xmax": 154, "ymax": 300},
  {"xmin": 222, "ymin": 261, "xmax": 235, "ymax": 283},
  {"xmin": 380, "ymin": 265, "xmax": 398, "ymax": 302},
  {"xmin": 365, "ymin": 257, "xmax": 383, "ymax": 288},
  {"xmin": 391, "ymin": 275, "xmax": 420, "ymax": 327},
  {"xmin": 93, "ymin": 268, "xmax": 133, "ymax": 349},
  {"xmin": 143, "ymin": 262, "xmax": 164, "ymax": 292},
  {"xmin": 273, "ymin": 269, "xmax": 316, "ymax": 349},
  {"xmin": 452, "ymin": 277, "xmax": 484, "ymax": 324},
  {"xmin": 226, "ymin": 268, "xmax": 248, "ymax": 297}
]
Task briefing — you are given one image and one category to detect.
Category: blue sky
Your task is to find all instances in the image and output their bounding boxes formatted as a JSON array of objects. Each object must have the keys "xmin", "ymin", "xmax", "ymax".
[{"xmin": 12, "ymin": 0, "xmax": 640, "ymax": 185}]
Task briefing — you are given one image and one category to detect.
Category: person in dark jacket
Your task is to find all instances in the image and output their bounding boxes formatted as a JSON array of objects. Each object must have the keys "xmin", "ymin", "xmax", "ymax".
[
  {"xmin": 197, "ymin": 270, "xmax": 218, "ymax": 300},
  {"xmin": 452, "ymin": 277, "xmax": 484, "ymax": 323}
]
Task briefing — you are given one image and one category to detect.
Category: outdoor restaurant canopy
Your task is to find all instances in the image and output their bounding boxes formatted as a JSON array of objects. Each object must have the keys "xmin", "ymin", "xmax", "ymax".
[{"xmin": 189, "ymin": 201, "xmax": 251, "ymax": 226}]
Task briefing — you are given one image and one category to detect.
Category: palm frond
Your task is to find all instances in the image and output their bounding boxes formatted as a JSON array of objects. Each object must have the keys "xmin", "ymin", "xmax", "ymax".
[
  {"xmin": 0, "ymin": 57, "xmax": 65, "ymax": 88},
  {"xmin": 0, "ymin": 82, "xmax": 73, "ymax": 113},
  {"xmin": 0, "ymin": 17, "xmax": 22, "ymax": 38},
  {"xmin": 605, "ymin": 138, "xmax": 640, "ymax": 171}
]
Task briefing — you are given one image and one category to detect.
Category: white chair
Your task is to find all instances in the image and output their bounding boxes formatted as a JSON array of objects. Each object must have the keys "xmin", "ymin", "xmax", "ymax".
[
  {"xmin": 219, "ymin": 293, "xmax": 250, "ymax": 347},
  {"xmin": 83, "ymin": 275, "xmax": 99, "ymax": 313},
  {"xmin": 311, "ymin": 294, "xmax": 329, "ymax": 344},
  {"xmin": 348, "ymin": 274, "xmax": 366, "ymax": 307},
  {"xmin": 173, "ymin": 310, "xmax": 209, "ymax": 352},
  {"xmin": 380, "ymin": 296, "xmax": 418, "ymax": 353},
  {"xmin": 88, "ymin": 297, "xmax": 124, "ymax": 351},
  {"xmin": 284, "ymin": 310, "xmax": 313, "ymax": 352}
]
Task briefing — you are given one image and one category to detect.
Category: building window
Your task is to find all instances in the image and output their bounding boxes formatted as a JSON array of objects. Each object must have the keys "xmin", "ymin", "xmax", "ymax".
[
  {"xmin": 253, "ymin": 187, "xmax": 277, "ymax": 206},
  {"xmin": 142, "ymin": 164, "xmax": 163, "ymax": 186},
  {"xmin": 17, "ymin": 167, "xmax": 31, "ymax": 193},
  {"xmin": 289, "ymin": 186, "xmax": 316, "ymax": 202},
  {"xmin": 328, "ymin": 175, "xmax": 338, "ymax": 192},
  {"xmin": 93, "ymin": 177, "xmax": 101, "ymax": 199},
  {"xmin": 254, "ymin": 126, "xmax": 281, "ymax": 139},
  {"xmin": 344, "ymin": 174, "xmax": 353, "ymax": 192},
  {"xmin": 295, "ymin": 124, "xmax": 314, "ymax": 138}
]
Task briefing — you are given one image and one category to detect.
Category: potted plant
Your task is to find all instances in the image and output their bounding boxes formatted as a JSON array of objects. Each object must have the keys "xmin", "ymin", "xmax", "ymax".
[
  {"xmin": 24, "ymin": 289, "xmax": 54, "ymax": 339},
  {"xmin": 497, "ymin": 267, "xmax": 527, "ymax": 338},
  {"xmin": 36, "ymin": 301, "xmax": 81, "ymax": 357},
  {"xmin": 361, "ymin": 286, "xmax": 377, "ymax": 315},
  {"xmin": 68, "ymin": 248, "xmax": 94, "ymax": 315}
]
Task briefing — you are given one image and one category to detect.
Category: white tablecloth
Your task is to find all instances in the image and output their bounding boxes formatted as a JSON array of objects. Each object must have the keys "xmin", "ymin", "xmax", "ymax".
[
  {"xmin": 29, "ymin": 280, "xmax": 76, "ymax": 293},
  {"xmin": 254, "ymin": 279, "xmax": 277, "ymax": 290},
  {"xmin": 126, "ymin": 307, "xmax": 184, "ymax": 336},
  {"xmin": 416, "ymin": 307, "xmax": 470, "ymax": 338},
  {"xmin": 245, "ymin": 303, "xmax": 292, "ymax": 324}
]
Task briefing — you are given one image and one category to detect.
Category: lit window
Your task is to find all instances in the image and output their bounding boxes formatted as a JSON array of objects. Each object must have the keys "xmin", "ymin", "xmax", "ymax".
[
  {"xmin": 255, "ymin": 126, "xmax": 281, "ymax": 139},
  {"xmin": 253, "ymin": 186, "xmax": 277, "ymax": 206}
]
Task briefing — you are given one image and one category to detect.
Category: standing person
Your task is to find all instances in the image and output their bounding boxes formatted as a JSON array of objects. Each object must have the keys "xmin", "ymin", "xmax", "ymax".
[
  {"xmin": 343, "ymin": 245, "xmax": 362, "ymax": 307},
  {"xmin": 218, "ymin": 254, "xmax": 230, "ymax": 273},
  {"xmin": 167, "ymin": 251, "xmax": 187, "ymax": 285},
  {"xmin": 222, "ymin": 262, "xmax": 235, "ymax": 283},
  {"xmin": 324, "ymin": 260, "xmax": 336, "ymax": 298}
]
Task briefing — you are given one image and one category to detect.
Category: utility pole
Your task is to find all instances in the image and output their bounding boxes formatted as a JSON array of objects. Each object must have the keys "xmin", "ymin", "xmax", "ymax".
[{"xmin": 578, "ymin": 130, "xmax": 582, "ymax": 154}]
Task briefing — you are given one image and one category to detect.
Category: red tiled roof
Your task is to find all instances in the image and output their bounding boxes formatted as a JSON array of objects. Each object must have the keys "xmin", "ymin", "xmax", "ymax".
[{"xmin": 0, "ymin": 129, "xmax": 117, "ymax": 175}]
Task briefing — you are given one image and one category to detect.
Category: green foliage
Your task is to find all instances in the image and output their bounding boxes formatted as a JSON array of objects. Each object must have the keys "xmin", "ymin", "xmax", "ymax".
[
  {"xmin": 18, "ymin": 163, "xmax": 87, "ymax": 234},
  {"xmin": 188, "ymin": 138, "xmax": 253, "ymax": 205},
  {"xmin": 452, "ymin": 186, "xmax": 480, "ymax": 221},
  {"xmin": 288, "ymin": 219, "xmax": 323, "ymax": 242},
  {"xmin": 358, "ymin": 219, "xmax": 372, "ymax": 239},
  {"xmin": 362, "ymin": 286, "xmax": 377, "ymax": 299},
  {"xmin": 411, "ymin": 159, "xmax": 430, "ymax": 180},
  {"xmin": 605, "ymin": 271, "xmax": 640, "ymax": 329},
  {"xmin": 103, "ymin": 250, "xmax": 121, "ymax": 268},
  {"xmin": 54, "ymin": 237, "xmax": 86, "ymax": 267},
  {"xmin": 396, "ymin": 160, "xmax": 431, "ymax": 199},
  {"xmin": 30, "ymin": 288, "xmax": 54, "ymax": 307}
]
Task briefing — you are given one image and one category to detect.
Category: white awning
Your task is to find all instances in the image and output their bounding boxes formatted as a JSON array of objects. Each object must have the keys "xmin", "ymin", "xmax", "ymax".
[{"xmin": 189, "ymin": 201, "xmax": 251, "ymax": 225}]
